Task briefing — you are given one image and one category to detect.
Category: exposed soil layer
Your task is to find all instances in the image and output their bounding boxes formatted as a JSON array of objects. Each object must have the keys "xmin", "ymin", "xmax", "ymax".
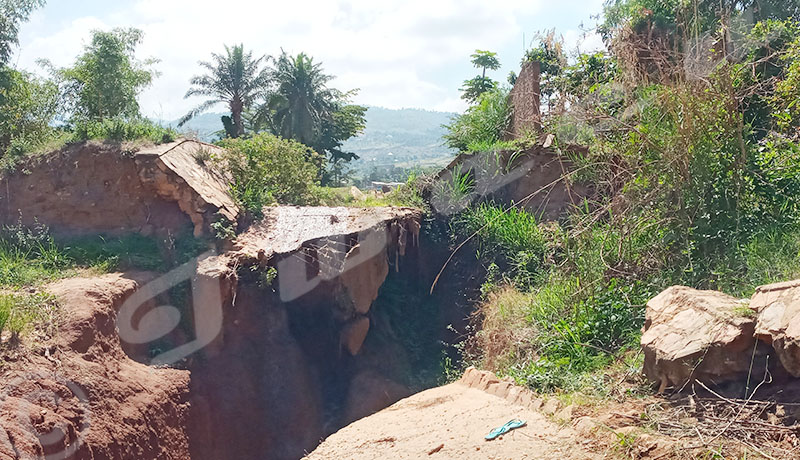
[
  {"xmin": 0, "ymin": 273, "xmax": 192, "ymax": 459},
  {"xmin": 0, "ymin": 206, "xmax": 429, "ymax": 460},
  {"xmin": 0, "ymin": 140, "xmax": 237, "ymax": 237}
]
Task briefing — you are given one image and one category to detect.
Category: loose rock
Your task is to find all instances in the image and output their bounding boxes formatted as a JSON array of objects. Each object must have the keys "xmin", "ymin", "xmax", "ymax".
[{"xmin": 641, "ymin": 286, "xmax": 758, "ymax": 391}]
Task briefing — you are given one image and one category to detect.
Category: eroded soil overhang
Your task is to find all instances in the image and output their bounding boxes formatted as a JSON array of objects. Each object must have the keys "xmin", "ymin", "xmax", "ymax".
[{"xmin": 0, "ymin": 139, "xmax": 239, "ymax": 237}]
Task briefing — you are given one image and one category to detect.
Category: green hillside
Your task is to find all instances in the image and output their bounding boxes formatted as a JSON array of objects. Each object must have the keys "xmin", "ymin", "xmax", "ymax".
[{"xmin": 343, "ymin": 107, "xmax": 457, "ymax": 178}]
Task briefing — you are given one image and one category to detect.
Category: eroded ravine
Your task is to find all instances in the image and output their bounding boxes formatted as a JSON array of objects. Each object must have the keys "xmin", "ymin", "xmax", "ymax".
[
  {"xmin": 0, "ymin": 204, "xmax": 445, "ymax": 460},
  {"xmin": 0, "ymin": 140, "xmax": 476, "ymax": 459}
]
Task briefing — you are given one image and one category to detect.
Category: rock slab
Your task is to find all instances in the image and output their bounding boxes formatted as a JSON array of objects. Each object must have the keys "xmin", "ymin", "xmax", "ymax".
[
  {"xmin": 641, "ymin": 286, "xmax": 756, "ymax": 391},
  {"xmin": 751, "ymin": 280, "xmax": 800, "ymax": 377}
]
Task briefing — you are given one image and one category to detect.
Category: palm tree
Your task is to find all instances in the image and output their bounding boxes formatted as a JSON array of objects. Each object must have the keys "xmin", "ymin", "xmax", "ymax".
[
  {"xmin": 179, "ymin": 44, "xmax": 269, "ymax": 138},
  {"xmin": 261, "ymin": 52, "xmax": 341, "ymax": 146}
]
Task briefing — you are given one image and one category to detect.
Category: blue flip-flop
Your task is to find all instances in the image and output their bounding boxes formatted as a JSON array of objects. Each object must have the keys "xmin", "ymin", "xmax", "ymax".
[{"xmin": 485, "ymin": 419, "xmax": 527, "ymax": 440}]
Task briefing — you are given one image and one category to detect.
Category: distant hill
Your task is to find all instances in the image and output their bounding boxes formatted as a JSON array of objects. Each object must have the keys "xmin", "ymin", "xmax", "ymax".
[
  {"xmin": 344, "ymin": 107, "xmax": 457, "ymax": 176},
  {"xmin": 164, "ymin": 112, "xmax": 224, "ymax": 141},
  {"xmin": 169, "ymin": 106, "xmax": 458, "ymax": 178}
]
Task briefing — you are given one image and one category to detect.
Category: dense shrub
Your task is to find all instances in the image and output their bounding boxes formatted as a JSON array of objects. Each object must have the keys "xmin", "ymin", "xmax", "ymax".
[
  {"xmin": 219, "ymin": 133, "xmax": 323, "ymax": 214},
  {"xmin": 439, "ymin": 6, "xmax": 800, "ymax": 396},
  {"xmin": 443, "ymin": 87, "xmax": 511, "ymax": 152},
  {"xmin": 71, "ymin": 117, "xmax": 176, "ymax": 144},
  {"xmin": 453, "ymin": 203, "xmax": 662, "ymax": 390},
  {"xmin": 455, "ymin": 193, "xmax": 800, "ymax": 392}
]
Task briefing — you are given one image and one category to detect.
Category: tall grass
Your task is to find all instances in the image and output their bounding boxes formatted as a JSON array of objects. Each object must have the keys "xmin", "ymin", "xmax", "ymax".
[
  {"xmin": 443, "ymin": 88, "xmax": 511, "ymax": 152},
  {"xmin": 456, "ymin": 200, "xmax": 800, "ymax": 393},
  {"xmin": 0, "ymin": 292, "xmax": 58, "ymax": 339},
  {"xmin": 72, "ymin": 117, "xmax": 177, "ymax": 144},
  {"xmin": 452, "ymin": 202, "xmax": 549, "ymax": 286}
]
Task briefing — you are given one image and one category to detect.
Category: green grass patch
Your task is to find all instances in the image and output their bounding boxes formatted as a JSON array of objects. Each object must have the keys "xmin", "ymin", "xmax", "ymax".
[
  {"xmin": 0, "ymin": 220, "xmax": 206, "ymax": 290},
  {"xmin": 60, "ymin": 234, "xmax": 165, "ymax": 273},
  {"xmin": 0, "ymin": 292, "xmax": 58, "ymax": 339},
  {"xmin": 0, "ymin": 221, "xmax": 207, "ymax": 345}
]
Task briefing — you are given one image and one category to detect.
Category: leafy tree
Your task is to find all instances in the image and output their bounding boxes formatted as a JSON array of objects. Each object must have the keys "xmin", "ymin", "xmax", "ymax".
[
  {"xmin": 0, "ymin": 0, "xmax": 45, "ymax": 114},
  {"xmin": 0, "ymin": 69, "xmax": 57, "ymax": 158},
  {"xmin": 180, "ymin": 44, "xmax": 269, "ymax": 138},
  {"xmin": 316, "ymin": 103, "xmax": 367, "ymax": 163},
  {"xmin": 54, "ymin": 28, "xmax": 156, "ymax": 121},
  {"xmin": 0, "ymin": 0, "xmax": 45, "ymax": 65},
  {"xmin": 471, "ymin": 50, "xmax": 501, "ymax": 79},
  {"xmin": 460, "ymin": 50, "xmax": 501, "ymax": 104},
  {"xmin": 259, "ymin": 51, "xmax": 365, "ymax": 180},
  {"xmin": 460, "ymin": 76, "xmax": 496, "ymax": 104}
]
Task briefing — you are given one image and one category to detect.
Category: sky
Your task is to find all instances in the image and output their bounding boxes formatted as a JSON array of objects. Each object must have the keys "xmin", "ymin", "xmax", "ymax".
[{"xmin": 11, "ymin": 0, "xmax": 606, "ymax": 121}]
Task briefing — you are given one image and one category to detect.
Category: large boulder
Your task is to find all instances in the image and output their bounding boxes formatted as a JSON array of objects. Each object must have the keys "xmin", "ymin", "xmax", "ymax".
[
  {"xmin": 641, "ymin": 286, "xmax": 757, "ymax": 392},
  {"xmin": 751, "ymin": 280, "xmax": 800, "ymax": 377}
]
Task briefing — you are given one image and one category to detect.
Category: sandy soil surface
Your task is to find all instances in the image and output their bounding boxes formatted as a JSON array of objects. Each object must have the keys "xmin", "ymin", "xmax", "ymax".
[{"xmin": 305, "ymin": 380, "xmax": 599, "ymax": 460}]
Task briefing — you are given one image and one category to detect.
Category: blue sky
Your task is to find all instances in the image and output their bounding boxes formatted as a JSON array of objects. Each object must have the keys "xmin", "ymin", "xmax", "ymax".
[{"xmin": 12, "ymin": 0, "xmax": 606, "ymax": 120}]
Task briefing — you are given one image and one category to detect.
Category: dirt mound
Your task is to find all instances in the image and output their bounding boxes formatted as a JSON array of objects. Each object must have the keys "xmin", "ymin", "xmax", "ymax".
[
  {"xmin": 305, "ymin": 368, "xmax": 598, "ymax": 460},
  {"xmin": 0, "ymin": 139, "xmax": 238, "ymax": 237},
  {"xmin": 0, "ymin": 273, "xmax": 192, "ymax": 459}
]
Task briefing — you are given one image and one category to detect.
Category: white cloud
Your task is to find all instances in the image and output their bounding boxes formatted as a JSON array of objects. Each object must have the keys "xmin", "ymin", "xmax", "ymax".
[
  {"xmin": 14, "ymin": 16, "xmax": 108, "ymax": 69},
  {"xmin": 14, "ymin": 0, "xmax": 603, "ymax": 119}
]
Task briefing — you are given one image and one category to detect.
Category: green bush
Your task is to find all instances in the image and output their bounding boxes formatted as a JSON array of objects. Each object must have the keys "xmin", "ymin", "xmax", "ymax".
[
  {"xmin": 72, "ymin": 117, "xmax": 176, "ymax": 144},
  {"xmin": 443, "ymin": 87, "xmax": 511, "ymax": 152},
  {"xmin": 219, "ymin": 133, "xmax": 323, "ymax": 214}
]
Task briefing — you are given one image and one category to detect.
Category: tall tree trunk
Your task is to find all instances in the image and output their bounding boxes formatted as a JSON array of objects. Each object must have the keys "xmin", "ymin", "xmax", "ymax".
[
  {"xmin": 231, "ymin": 98, "xmax": 244, "ymax": 138},
  {"xmin": 233, "ymin": 110, "xmax": 243, "ymax": 138}
]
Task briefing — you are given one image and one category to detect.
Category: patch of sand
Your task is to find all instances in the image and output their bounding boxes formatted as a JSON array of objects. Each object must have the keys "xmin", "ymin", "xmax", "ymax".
[{"xmin": 305, "ymin": 380, "xmax": 599, "ymax": 460}]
